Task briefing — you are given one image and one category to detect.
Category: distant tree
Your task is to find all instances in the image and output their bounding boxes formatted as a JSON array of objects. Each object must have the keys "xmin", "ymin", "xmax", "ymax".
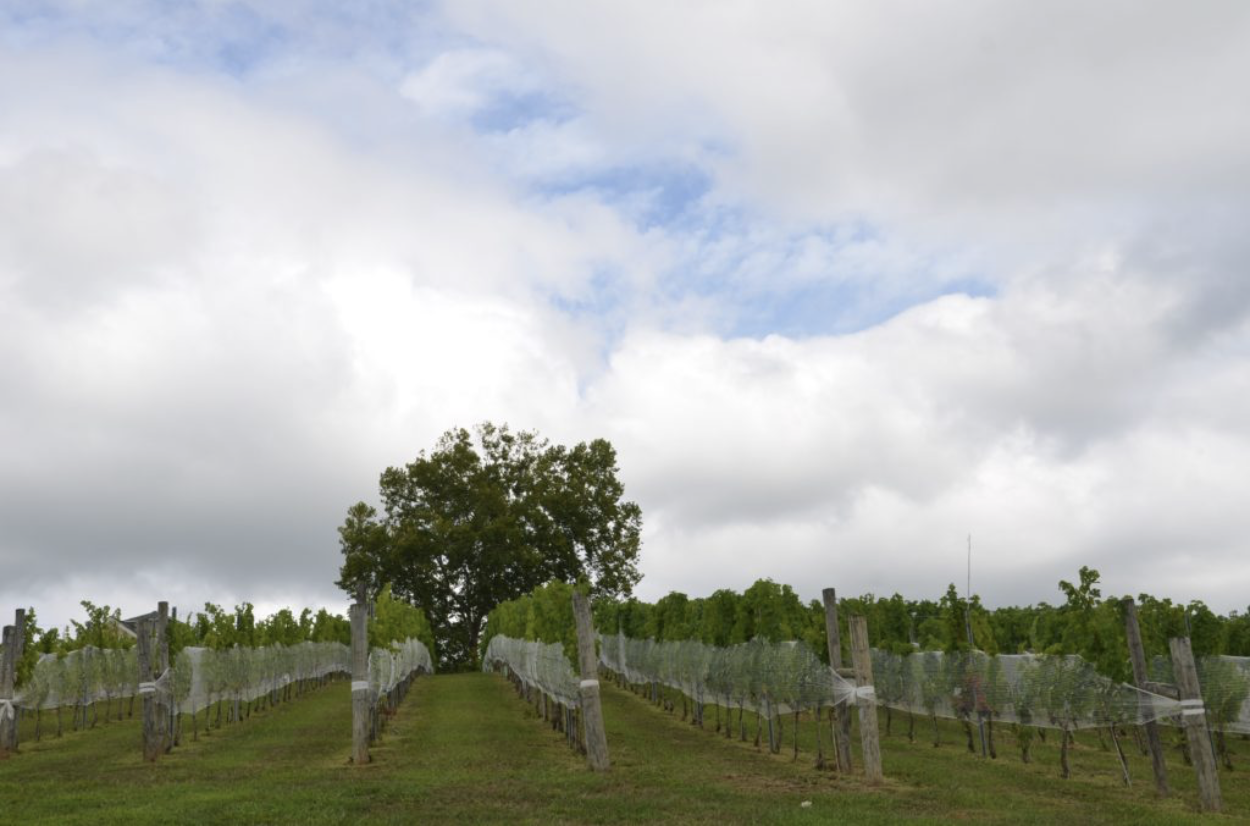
[{"xmin": 338, "ymin": 422, "xmax": 642, "ymax": 669}]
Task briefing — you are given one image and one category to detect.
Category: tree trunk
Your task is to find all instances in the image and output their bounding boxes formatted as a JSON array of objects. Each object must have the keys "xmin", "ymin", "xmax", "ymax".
[{"xmin": 1060, "ymin": 727, "xmax": 1071, "ymax": 779}]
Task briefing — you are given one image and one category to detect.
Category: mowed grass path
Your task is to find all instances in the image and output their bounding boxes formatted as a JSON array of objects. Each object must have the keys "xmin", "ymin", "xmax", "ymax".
[{"xmin": 2, "ymin": 673, "xmax": 1248, "ymax": 823}]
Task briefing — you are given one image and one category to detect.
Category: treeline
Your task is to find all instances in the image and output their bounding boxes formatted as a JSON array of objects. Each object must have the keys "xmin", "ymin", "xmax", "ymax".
[
  {"xmin": 5, "ymin": 584, "xmax": 437, "ymax": 689},
  {"xmin": 481, "ymin": 567, "xmax": 1250, "ymax": 682}
]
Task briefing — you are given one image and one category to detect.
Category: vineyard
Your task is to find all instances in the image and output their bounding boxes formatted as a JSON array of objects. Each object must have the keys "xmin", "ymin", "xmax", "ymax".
[{"xmin": 4, "ymin": 574, "xmax": 1250, "ymax": 823}]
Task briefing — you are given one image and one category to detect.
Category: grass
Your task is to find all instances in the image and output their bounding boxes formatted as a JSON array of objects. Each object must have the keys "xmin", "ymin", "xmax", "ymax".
[{"xmin": 2, "ymin": 674, "xmax": 1248, "ymax": 824}]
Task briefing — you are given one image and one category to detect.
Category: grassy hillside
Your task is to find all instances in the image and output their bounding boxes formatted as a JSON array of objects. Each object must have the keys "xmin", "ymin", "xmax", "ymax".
[{"xmin": 1, "ymin": 674, "xmax": 1246, "ymax": 823}]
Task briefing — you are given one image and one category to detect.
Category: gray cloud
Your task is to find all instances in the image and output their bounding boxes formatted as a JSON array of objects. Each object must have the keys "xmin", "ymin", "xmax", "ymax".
[{"xmin": 3, "ymin": 3, "xmax": 1250, "ymax": 633}]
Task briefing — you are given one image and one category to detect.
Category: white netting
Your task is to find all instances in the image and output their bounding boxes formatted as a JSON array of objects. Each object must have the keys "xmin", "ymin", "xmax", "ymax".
[
  {"xmin": 162, "ymin": 642, "xmax": 351, "ymax": 714},
  {"xmin": 1150, "ymin": 654, "xmax": 1250, "ymax": 734},
  {"xmin": 14, "ymin": 637, "xmax": 433, "ymax": 716},
  {"xmin": 15, "ymin": 647, "xmax": 140, "ymax": 710},
  {"xmin": 368, "ymin": 637, "xmax": 434, "ymax": 702},
  {"xmin": 482, "ymin": 636, "xmax": 581, "ymax": 706},
  {"xmin": 870, "ymin": 649, "xmax": 1183, "ymax": 731},
  {"xmin": 13, "ymin": 642, "xmax": 350, "ymax": 713},
  {"xmin": 598, "ymin": 633, "xmax": 857, "ymax": 716},
  {"xmin": 593, "ymin": 633, "xmax": 1195, "ymax": 731}
]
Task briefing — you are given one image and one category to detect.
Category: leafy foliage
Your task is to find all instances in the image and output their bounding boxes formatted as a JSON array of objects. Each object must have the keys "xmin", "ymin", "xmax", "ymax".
[{"xmin": 338, "ymin": 422, "xmax": 643, "ymax": 669}]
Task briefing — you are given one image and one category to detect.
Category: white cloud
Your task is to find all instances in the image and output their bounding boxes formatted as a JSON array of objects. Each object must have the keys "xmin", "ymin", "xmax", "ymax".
[
  {"xmin": 2, "ymin": 2, "xmax": 1249, "ymax": 634},
  {"xmin": 590, "ymin": 278, "xmax": 1250, "ymax": 610},
  {"xmin": 400, "ymin": 48, "xmax": 541, "ymax": 119}
]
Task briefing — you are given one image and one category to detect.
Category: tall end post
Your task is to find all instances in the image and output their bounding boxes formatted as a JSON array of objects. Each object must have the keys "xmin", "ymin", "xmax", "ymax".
[
  {"xmin": 136, "ymin": 618, "xmax": 160, "ymax": 762},
  {"xmin": 351, "ymin": 582, "xmax": 370, "ymax": 765},
  {"xmin": 822, "ymin": 588, "xmax": 853, "ymax": 773},
  {"xmin": 849, "ymin": 615, "xmax": 883, "ymax": 783},
  {"xmin": 0, "ymin": 617, "xmax": 21, "ymax": 754},
  {"xmin": 1123, "ymin": 597, "xmax": 1169, "ymax": 797},
  {"xmin": 1169, "ymin": 635, "xmax": 1221, "ymax": 813},
  {"xmin": 572, "ymin": 590, "xmax": 610, "ymax": 771}
]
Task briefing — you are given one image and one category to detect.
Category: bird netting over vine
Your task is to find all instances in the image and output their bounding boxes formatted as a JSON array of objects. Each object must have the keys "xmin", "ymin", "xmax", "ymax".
[
  {"xmin": 1150, "ymin": 654, "xmax": 1250, "ymax": 734},
  {"xmin": 14, "ymin": 638, "xmax": 433, "ymax": 714},
  {"xmin": 15, "ymin": 645, "xmax": 142, "ymax": 711},
  {"xmin": 369, "ymin": 638, "xmax": 435, "ymax": 700},
  {"xmin": 482, "ymin": 635, "xmax": 581, "ymax": 707},
  {"xmin": 594, "ymin": 633, "xmax": 1200, "ymax": 731},
  {"xmin": 870, "ymin": 649, "xmax": 1183, "ymax": 731},
  {"xmin": 598, "ymin": 633, "xmax": 859, "ymax": 716}
]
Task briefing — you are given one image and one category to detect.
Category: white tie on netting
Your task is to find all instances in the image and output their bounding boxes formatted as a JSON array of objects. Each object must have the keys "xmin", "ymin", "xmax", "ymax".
[
  {"xmin": 482, "ymin": 636, "xmax": 581, "ymax": 707},
  {"xmin": 596, "ymin": 633, "xmax": 857, "ymax": 716}
]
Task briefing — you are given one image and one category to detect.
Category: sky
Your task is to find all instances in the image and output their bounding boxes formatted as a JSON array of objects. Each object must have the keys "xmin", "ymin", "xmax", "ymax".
[{"xmin": 2, "ymin": 1, "xmax": 1249, "ymax": 633}]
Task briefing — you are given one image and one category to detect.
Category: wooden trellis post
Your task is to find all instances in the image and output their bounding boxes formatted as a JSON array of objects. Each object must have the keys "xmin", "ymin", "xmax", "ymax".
[
  {"xmin": 849, "ymin": 615, "xmax": 883, "ymax": 783},
  {"xmin": 1122, "ymin": 598, "xmax": 1169, "ymax": 797},
  {"xmin": 572, "ymin": 590, "xmax": 610, "ymax": 771},
  {"xmin": 1169, "ymin": 635, "xmax": 1222, "ymax": 813},
  {"xmin": 156, "ymin": 601, "xmax": 170, "ymax": 752},
  {"xmin": 822, "ymin": 588, "xmax": 853, "ymax": 773},
  {"xmin": 136, "ymin": 618, "xmax": 160, "ymax": 761},
  {"xmin": 350, "ymin": 583, "xmax": 370, "ymax": 765},
  {"xmin": 0, "ymin": 609, "xmax": 27, "ymax": 755}
]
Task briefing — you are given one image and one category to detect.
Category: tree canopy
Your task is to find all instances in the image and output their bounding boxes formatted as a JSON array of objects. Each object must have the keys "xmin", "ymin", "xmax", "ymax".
[{"xmin": 337, "ymin": 422, "xmax": 643, "ymax": 669}]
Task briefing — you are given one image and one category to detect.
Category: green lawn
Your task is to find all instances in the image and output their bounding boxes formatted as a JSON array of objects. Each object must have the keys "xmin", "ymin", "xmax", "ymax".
[{"xmin": 1, "ymin": 674, "xmax": 1247, "ymax": 823}]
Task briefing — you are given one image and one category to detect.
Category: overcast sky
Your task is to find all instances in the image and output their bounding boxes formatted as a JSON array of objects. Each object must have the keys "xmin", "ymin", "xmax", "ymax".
[{"xmin": 3, "ymin": 1, "xmax": 1249, "ymax": 632}]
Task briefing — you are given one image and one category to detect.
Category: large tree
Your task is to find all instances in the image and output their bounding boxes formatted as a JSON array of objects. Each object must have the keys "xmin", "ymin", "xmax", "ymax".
[{"xmin": 337, "ymin": 423, "xmax": 642, "ymax": 669}]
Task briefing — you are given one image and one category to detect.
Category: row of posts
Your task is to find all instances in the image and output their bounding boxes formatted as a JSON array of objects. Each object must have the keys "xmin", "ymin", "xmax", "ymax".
[
  {"xmin": 565, "ymin": 587, "xmax": 882, "ymax": 780},
  {"xmin": 568, "ymin": 586, "xmax": 1223, "ymax": 813},
  {"xmin": 0, "ymin": 591, "xmax": 1231, "ymax": 812}
]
